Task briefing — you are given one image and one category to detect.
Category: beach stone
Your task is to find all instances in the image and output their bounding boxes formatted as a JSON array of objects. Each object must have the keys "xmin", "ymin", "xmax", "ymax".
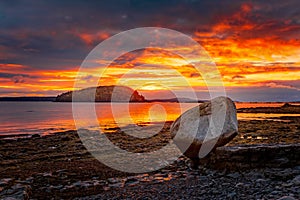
[
  {"xmin": 277, "ymin": 196, "xmax": 297, "ymax": 200},
  {"xmin": 0, "ymin": 184, "xmax": 31, "ymax": 200},
  {"xmin": 226, "ymin": 172, "xmax": 240, "ymax": 179},
  {"xmin": 170, "ymin": 96, "xmax": 238, "ymax": 167},
  {"xmin": 227, "ymin": 192, "xmax": 237, "ymax": 198},
  {"xmin": 107, "ymin": 178, "xmax": 119, "ymax": 184},
  {"xmin": 291, "ymin": 175, "xmax": 300, "ymax": 185}
]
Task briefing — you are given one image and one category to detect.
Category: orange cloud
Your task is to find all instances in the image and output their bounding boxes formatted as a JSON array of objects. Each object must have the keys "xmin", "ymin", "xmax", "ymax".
[
  {"xmin": 1, "ymin": 3, "xmax": 299, "ymax": 99},
  {"xmin": 0, "ymin": 63, "xmax": 79, "ymax": 97},
  {"xmin": 79, "ymin": 32, "xmax": 110, "ymax": 45}
]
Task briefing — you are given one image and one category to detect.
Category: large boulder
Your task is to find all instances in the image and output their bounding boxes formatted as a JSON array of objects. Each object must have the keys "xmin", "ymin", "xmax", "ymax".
[{"xmin": 170, "ymin": 96, "xmax": 238, "ymax": 168}]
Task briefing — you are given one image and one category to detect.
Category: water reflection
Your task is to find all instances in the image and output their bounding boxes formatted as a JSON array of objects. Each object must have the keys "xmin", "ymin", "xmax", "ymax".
[{"xmin": 0, "ymin": 101, "xmax": 299, "ymax": 137}]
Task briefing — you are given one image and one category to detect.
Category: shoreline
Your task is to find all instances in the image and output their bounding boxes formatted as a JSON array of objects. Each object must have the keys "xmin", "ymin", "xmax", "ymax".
[{"xmin": 0, "ymin": 117, "xmax": 299, "ymax": 199}]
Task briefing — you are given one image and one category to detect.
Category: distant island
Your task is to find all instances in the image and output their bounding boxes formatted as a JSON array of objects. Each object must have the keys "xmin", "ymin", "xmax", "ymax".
[{"xmin": 55, "ymin": 85, "xmax": 145, "ymax": 102}]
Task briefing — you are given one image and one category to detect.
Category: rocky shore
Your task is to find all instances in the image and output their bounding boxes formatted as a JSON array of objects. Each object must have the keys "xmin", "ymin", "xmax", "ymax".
[
  {"xmin": 0, "ymin": 117, "xmax": 299, "ymax": 199},
  {"xmin": 238, "ymin": 103, "xmax": 300, "ymax": 114}
]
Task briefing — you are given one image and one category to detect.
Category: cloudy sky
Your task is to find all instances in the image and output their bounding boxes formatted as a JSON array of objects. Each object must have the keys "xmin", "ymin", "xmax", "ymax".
[{"xmin": 0, "ymin": 0, "xmax": 299, "ymax": 101}]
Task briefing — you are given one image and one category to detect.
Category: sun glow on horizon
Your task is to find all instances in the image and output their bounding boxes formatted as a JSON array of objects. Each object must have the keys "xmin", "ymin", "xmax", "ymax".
[{"xmin": 0, "ymin": 2, "xmax": 299, "ymax": 101}]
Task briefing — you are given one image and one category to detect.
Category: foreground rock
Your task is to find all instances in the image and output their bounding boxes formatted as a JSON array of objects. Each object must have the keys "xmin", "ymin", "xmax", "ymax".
[{"xmin": 170, "ymin": 96, "xmax": 238, "ymax": 168}]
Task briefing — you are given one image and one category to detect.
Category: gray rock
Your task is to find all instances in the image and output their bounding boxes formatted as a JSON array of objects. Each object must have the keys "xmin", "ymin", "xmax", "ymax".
[
  {"xmin": 170, "ymin": 96, "xmax": 238, "ymax": 167},
  {"xmin": 277, "ymin": 196, "xmax": 297, "ymax": 200},
  {"xmin": 256, "ymin": 178, "xmax": 267, "ymax": 183},
  {"xmin": 108, "ymin": 182, "xmax": 124, "ymax": 188},
  {"xmin": 0, "ymin": 178, "xmax": 13, "ymax": 187},
  {"xmin": 227, "ymin": 192, "xmax": 237, "ymax": 198},
  {"xmin": 270, "ymin": 190, "xmax": 280, "ymax": 195},
  {"xmin": 0, "ymin": 184, "xmax": 31, "ymax": 200},
  {"xmin": 226, "ymin": 172, "xmax": 240, "ymax": 179},
  {"xmin": 291, "ymin": 175, "xmax": 300, "ymax": 185},
  {"xmin": 107, "ymin": 178, "xmax": 119, "ymax": 184}
]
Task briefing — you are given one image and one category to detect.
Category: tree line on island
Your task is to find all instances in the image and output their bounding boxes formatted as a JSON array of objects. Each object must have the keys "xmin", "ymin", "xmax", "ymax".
[
  {"xmin": 55, "ymin": 85, "xmax": 205, "ymax": 103},
  {"xmin": 0, "ymin": 85, "xmax": 205, "ymax": 102},
  {"xmin": 55, "ymin": 85, "xmax": 145, "ymax": 102}
]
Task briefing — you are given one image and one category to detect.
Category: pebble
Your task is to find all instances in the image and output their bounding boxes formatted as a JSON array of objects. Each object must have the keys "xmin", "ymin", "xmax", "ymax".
[
  {"xmin": 235, "ymin": 182, "xmax": 244, "ymax": 187},
  {"xmin": 271, "ymin": 190, "xmax": 280, "ymax": 195},
  {"xmin": 291, "ymin": 175, "xmax": 300, "ymax": 185},
  {"xmin": 107, "ymin": 178, "xmax": 119, "ymax": 184},
  {"xmin": 0, "ymin": 181, "xmax": 7, "ymax": 187},
  {"xmin": 0, "ymin": 183, "xmax": 31, "ymax": 199},
  {"xmin": 227, "ymin": 192, "xmax": 237, "ymax": 198},
  {"xmin": 108, "ymin": 182, "xmax": 124, "ymax": 188},
  {"xmin": 277, "ymin": 196, "xmax": 297, "ymax": 200},
  {"xmin": 256, "ymin": 178, "xmax": 267, "ymax": 183},
  {"xmin": 226, "ymin": 172, "xmax": 240, "ymax": 179}
]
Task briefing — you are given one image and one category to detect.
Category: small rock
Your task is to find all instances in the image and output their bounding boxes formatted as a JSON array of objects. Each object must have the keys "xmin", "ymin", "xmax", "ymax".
[
  {"xmin": 227, "ymin": 192, "xmax": 237, "ymax": 198},
  {"xmin": 1, "ymin": 178, "xmax": 13, "ymax": 184},
  {"xmin": 226, "ymin": 172, "xmax": 240, "ymax": 179},
  {"xmin": 256, "ymin": 179, "xmax": 267, "ymax": 183},
  {"xmin": 1, "ymin": 184, "xmax": 31, "ymax": 199},
  {"xmin": 0, "ymin": 181, "xmax": 7, "ymax": 187},
  {"xmin": 108, "ymin": 182, "xmax": 124, "ymax": 188},
  {"xmin": 277, "ymin": 196, "xmax": 297, "ymax": 200},
  {"xmin": 25, "ymin": 177, "xmax": 34, "ymax": 183},
  {"xmin": 52, "ymin": 185, "xmax": 64, "ymax": 190},
  {"xmin": 235, "ymin": 182, "xmax": 244, "ymax": 187},
  {"xmin": 271, "ymin": 190, "xmax": 280, "ymax": 195},
  {"xmin": 42, "ymin": 172, "xmax": 52, "ymax": 177},
  {"xmin": 125, "ymin": 177, "xmax": 139, "ymax": 184},
  {"xmin": 103, "ymin": 186, "xmax": 110, "ymax": 191},
  {"xmin": 125, "ymin": 176, "xmax": 138, "ymax": 183},
  {"xmin": 107, "ymin": 178, "xmax": 119, "ymax": 184},
  {"xmin": 198, "ymin": 176, "xmax": 208, "ymax": 181},
  {"xmin": 248, "ymin": 171, "xmax": 264, "ymax": 179},
  {"xmin": 291, "ymin": 175, "xmax": 300, "ymax": 185},
  {"xmin": 281, "ymin": 182, "xmax": 293, "ymax": 187},
  {"xmin": 73, "ymin": 181, "xmax": 83, "ymax": 187},
  {"xmin": 56, "ymin": 169, "xmax": 67, "ymax": 174}
]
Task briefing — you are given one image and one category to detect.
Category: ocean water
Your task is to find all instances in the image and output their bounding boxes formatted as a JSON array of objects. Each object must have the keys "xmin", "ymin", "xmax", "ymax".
[{"xmin": 0, "ymin": 101, "xmax": 298, "ymax": 137}]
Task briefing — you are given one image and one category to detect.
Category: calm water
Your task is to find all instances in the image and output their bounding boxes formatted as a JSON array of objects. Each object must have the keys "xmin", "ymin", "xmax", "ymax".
[{"xmin": 0, "ymin": 101, "xmax": 299, "ymax": 137}]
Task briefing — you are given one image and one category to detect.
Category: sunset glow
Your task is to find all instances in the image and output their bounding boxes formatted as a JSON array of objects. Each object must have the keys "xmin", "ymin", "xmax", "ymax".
[{"xmin": 0, "ymin": 1, "xmax": 299, "ymax": 101}]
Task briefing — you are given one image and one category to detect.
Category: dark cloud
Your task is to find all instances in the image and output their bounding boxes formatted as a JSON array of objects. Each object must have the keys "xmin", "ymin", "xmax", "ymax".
[
  {"xmin": 0, "ymin": 0, "xmax": 299, "ymax": 100},
  {"xmin": 1, "ymin": 0, "xmax": 299, "ymax": 70},
  {"xmin": 0, "ymin": 1, "xmax": 240, "ymax": 50},
  {"xmin": 0, "ymin": 72, "xmax": 39, "ymax": 84},
  {"xmin": 0, "ymin": 72, "xmax": 33, "ymax": 78}
]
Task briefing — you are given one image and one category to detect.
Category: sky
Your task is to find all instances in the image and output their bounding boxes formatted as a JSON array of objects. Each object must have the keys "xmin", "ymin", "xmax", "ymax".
[{"xmin": 0, "ymin": 0, "xmax": 299, "ymax": 101}]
